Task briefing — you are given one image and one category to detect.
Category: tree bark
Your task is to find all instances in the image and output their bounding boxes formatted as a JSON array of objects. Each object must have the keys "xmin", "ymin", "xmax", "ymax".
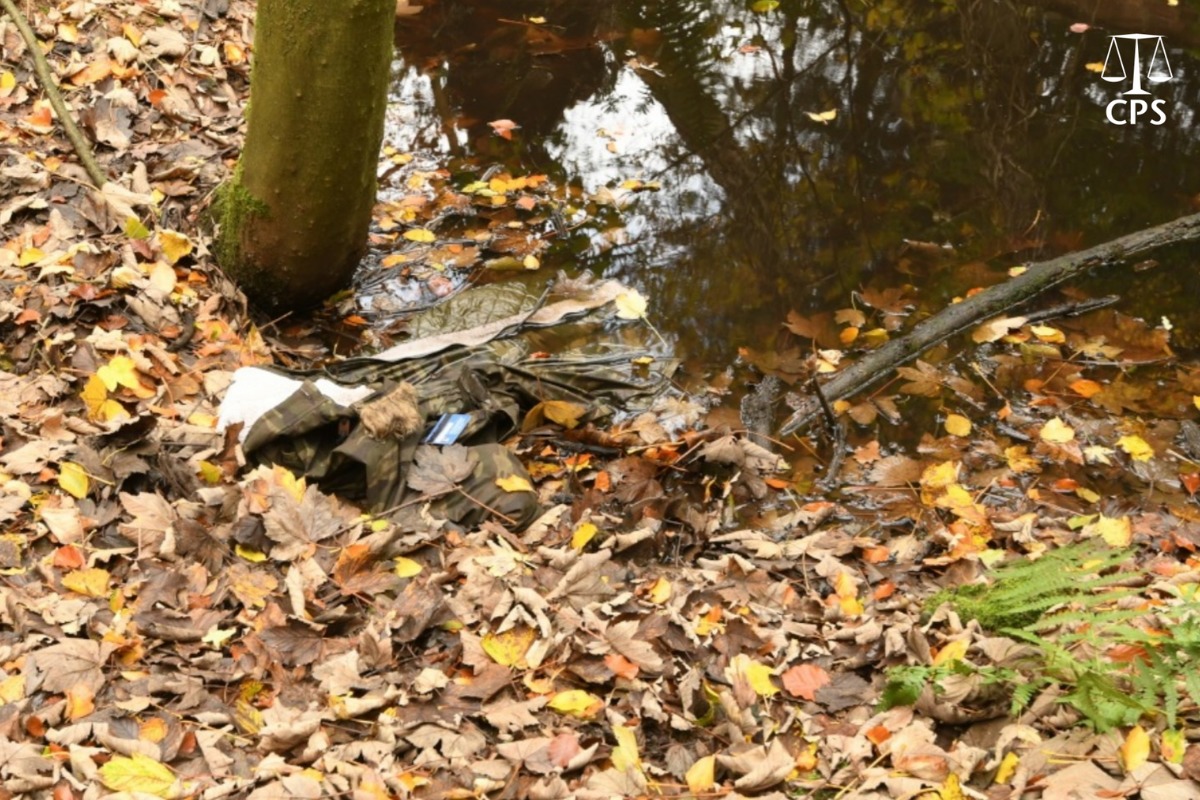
[
  {"xmin": 779, "ymin": 212, "xmax": 1200, "ymax": 436},
  {"xmin": 215, "ymin": 0, "xmax": 394, "ymax": 311}
]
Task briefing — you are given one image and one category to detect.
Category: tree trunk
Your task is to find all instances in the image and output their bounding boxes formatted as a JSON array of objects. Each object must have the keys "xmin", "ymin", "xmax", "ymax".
[{"xmin": 215, "ymin": 0, "xmax": 394, "ymax": 311}]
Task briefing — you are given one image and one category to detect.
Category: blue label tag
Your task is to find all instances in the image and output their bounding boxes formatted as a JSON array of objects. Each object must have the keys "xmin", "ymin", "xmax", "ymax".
[{"xmin": 424, "ymin": 413, "xmax": 471, "ymax": 445}]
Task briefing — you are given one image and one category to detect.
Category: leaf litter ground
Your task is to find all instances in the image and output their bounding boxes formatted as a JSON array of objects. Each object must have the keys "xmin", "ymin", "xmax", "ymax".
[{"xmin": 3, "ymin": 2, "xmax": 1200, "ymax": 799}]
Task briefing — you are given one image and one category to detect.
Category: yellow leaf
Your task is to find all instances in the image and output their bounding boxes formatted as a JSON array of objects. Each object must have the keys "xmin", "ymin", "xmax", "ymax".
[
  {"xmin": 1119, "ymin": 725, "xmax": 1150, "ymax": 773},
  {"xmin": 66, "ymin": 683, "xmax": 95, "ymax": 721},
  {"xmin": 81, "ymin": 374, "xmax": 130, "ymax": 422},
  {"xmin": 647, "ymin": 576, "xmax": 671, "ymax": 604},
  {"xmin": 1162, "ymin": 729, "xmax": 1187, "ymax": 764},
  {"xmin": 944, "ymin": 414, "xmax": 971, "ymax": 437},
  {"xmin": 932, "ymin": 639, "xmax": 969, "ymax": 667},
  {"xmin": 18, "ymin": 247, "xmax": 45, "ymax": 266},
  {"xmin": 805, "ymin": 109, "xmax": 837, "ymax": 123},
  {"xmin": 1039, "ymin": 417, "xmax": 1075, "ymax": 444},
  {"xmin": 1085, "ymin": 62, "xmax": 1105, "ymax": 73},
  {"xmin": 96, "ymin": 355, "xmax": 155, "ymax": 399},
  {"xmin": 98, "ymin": 753, "xmax": 178, "ymax": 798},
  {"xmin": 614, "ymin": 290, "xmax": 648, "ymax": 320},
  {"xmin": 686, "ymin": 755, "xmax": 716, "ymax": 793},
  {"xmin": 995, "ymin": 752, "xmax": 1020, "ymax": 784},
  {"xmin": 571, "ymin": 522, "xmax": 599, "ymax": 550},
  {"xmin": 159, "ymin": 231, "xmax": 194, "ymax": 264},
  {"xmin": 938, "ymin": 772, "xmax": 966, "ymax": 800},
  {"xmin": 522, "ymin": 254, "xmax": 540, "ymax": 270},
  {"xmin": 403, "ymin": 228, "xmax": 437, "ymax": 243},
  {"xmin": 62, "ymin": 567, "xmax": 110, "ymax": 597},
  {"xmin": 1030, "ymin": 324, "xmax": 1065, "ymax": 343},
  {"xmin": 1116, "ymin": 434, "xmax": 1154, "ymax": 462},
  {"xmin": 0, "ymin": 674, "xmax": 24, "ymax": 704},
  {"xmin": 495, "ymin": 474, "xmax": 534, "ymax": 493},
  {"xmin": 236, "ymin": 544, "xmax": 268, "ymax": 562},
  {"xmin": 0, "ymin": 71, "xmax": 15, "ymax": 96},
  {"xmin": 542, "ymin": 400, "xmax": 586, "ymax": 429},
  {"xmin": 274, "ymin": 465, "xmax": 306, "ymax": 502},
  {"xmin": 58, "ymin": 462, "xmax": 90, "ymax": 499},
  {"xmin": 612, "ymin": 724, "xmax": 642, "ymax": 774},
  {"xmin": 197, "ymin": 461, "xmax": 222, "ymax": 485},
  {"xmin": 1194, "ymin": 396, "xmax": 1200, "ymax": 412},
  {"xmin": 548, "ymin": 689, "xmax": 604, "ymax": 718},
  {"xmin": 124, "ymin": 217, "xmax": 151, "ymax": 240},
  {"xmin": 393, "ymin": 557, "xmax": 423, "ymax": 578},
  {"xmin": 921, "ymin": 460, "xmax": 960, "ymax": 490},
  {"xmin": 729, "ymin": 653, "xmax": 778, "ymax": 697},
  {"xmin": 482, "ymin": 626, "xmax": 536, "ymax": 667},
  {"xmin": 1084, "ymin": 514, "xmax": 1132, "ymax": 547}
]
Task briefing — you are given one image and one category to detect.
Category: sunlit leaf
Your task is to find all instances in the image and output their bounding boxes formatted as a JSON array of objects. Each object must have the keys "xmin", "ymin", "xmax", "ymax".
[
  {"xmin": 58, "ymin": 462, "xmax": 90, "ymax": 499},
  {"xmin": 98, "ymin": 753, "xmax": 177, "ymax": 797},
  {"xmin": 481, "ymin": 626, "xmax": 536, "ymax": 667},
  {"xmin": 805, "ymin": 108, "xmax": 836, "ymax": 123},
  {"xmin": 995, "ymin": 752, "xmax": 1020, "ymax": 784},
  {"xmin": 1085, "ymin": 62, "xmax": 1105, "ymax": 73}
]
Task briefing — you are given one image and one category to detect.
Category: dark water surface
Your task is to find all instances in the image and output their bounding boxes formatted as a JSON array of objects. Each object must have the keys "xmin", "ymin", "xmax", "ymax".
[{"xmin": 371, "ymin": 0, "xmax": 1200, "ymax": 371}]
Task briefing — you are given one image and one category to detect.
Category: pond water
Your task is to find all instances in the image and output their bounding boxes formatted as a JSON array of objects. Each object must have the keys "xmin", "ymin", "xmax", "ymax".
[{"xmin": 368, "ymin": 0, "xmax": 1200, "ymax": 375}]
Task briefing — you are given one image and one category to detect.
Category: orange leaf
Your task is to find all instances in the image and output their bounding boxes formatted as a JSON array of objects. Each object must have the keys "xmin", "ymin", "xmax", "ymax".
[
  {"xmin": 780, "ymin": 663, "xmax": 830, "ymax": 701},
  {"xmin": 1070, "ymin": 379, "xmax": 1103, "ymax": 398},
  {"xmin": 604, "ymin": 653, "xmax": 639, "ymax": 680},
  {"xmin": 488, "ymin": 119, "xmax": 520, "ymax": 140},
  {"xmin": 866, "ymin": 725, "xmax": 891, "ymax": 745}
]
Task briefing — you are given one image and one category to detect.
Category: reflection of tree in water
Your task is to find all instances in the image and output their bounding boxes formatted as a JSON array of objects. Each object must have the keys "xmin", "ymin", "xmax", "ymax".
[{"xmin": 393, "ymin": 0, "xmax": 1200, "ymax": 359}]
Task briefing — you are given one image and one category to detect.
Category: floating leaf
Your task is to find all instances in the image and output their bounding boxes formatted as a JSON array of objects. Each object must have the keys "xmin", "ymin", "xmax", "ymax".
[
  {"xmin": 548, "ymin": 689, "xmax": 604, "ymax": 719},
  {"xmin": 98, "ymin": 753, "xmax": 177, "ymax": 797},
  {"xmin": 944, "ymin": 414, "xmax": 971, "ymax": 437},
  {"xmin": 614, "ymin": 290, "xmax": 648, "ymax": 320},
  {"xmin": 403, "ymin": 228, "xmax": 436, "ymax": 243},
  {"xmin": 482, "ymin": 626, "xmax": 536, "ymax": 667},
  {"xmin": 805, "ymin": 108, "xmax": 837, "ymax": 123},
  {"xmin": 1070, "ymin": 379, "xmax": 1103, "ymax": 398},
  {"xmin": 58, "ymin": 462, "xmax": 90, "ymax": 499},
  {"xmin": 488, "ymin": 119, "xmax": 520, "ymax": 140},
  {"xmin": 1039, "ymin": 417, "xmax": 1075, "ymax": 444},
  {"xmin": 751, "ymin": 0, "xmax": 779, "ymax": 13}
]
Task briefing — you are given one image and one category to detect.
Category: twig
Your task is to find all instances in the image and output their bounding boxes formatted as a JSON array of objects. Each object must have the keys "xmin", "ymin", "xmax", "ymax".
[
  {"xmin": 811, "ymin": 377, "xmax": 846, "ymax": 491},
  {"xmin": 1, "ymin": 0, "xmax": 107, "ymax": 188}
]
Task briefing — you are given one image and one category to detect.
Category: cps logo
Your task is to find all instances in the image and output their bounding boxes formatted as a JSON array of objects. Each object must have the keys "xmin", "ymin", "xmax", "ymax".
[{"xmin": 1100, "ymin": 34, "xmax": 1172, "ymax": 126}]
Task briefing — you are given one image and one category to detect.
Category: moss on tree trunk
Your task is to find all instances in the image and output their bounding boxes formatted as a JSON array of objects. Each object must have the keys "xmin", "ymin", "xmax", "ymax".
[{"xmin": 215, "ymin": 0, "xmax": 394, "ymax": 311}]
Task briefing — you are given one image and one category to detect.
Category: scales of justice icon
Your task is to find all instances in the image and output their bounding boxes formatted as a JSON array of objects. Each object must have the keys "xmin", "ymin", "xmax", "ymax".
[{"xmin": 1101, "ymin": 34, "xmax": 1173, "ymax": 95}]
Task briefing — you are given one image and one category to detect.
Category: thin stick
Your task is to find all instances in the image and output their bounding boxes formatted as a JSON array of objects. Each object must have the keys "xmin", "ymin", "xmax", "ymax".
[{"xmin": 1, "ymin": 0, "xmax": 107, "ymax": 188}]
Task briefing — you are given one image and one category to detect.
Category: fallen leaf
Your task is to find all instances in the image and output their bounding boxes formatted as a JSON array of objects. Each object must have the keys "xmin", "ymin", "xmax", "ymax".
[
  {"xmin": 686, "ymin": 755, "xmax": 716, "ymax": 793},
  {"xmin": 495, "ymin": 474, "xmax": 534, "ymax": 493},
  {"xmin": 805, "ymin": 108, "xmax": 837, "ymax": 123},
  {"xmin": 403, "ymin": 228, "xmax": 436, "ymax": 242},
  {"xmin": 1039, "ymin": 417, "xmax": 1076, "ymax": 444},
  {"xmin": 548, "ymin": 689, "xmax": 604, "ymax": 719},
  {"xmin": 944, "ymin": 413, "xmax": 971, "ymax": 437},
  {"xmin": 58, "ymin": 462, "xmax": 90, "ymax": 499},
  {"xmin": 482, "ymin": 626, "xmax": 536, "ymax": 667},
  {"xmin": 488, "ymin": 119, "xmax": 520, "ymax": 140},
  {"xmin": 98, "ymin": 753, "xmax": 178, "ymax": 797},
  {"xmin": 781, "ymin": 663, "xmax": 830, "ymax": 700},
  {"xmin": 62, "ymin": 567, "xmax": 110, "ymax": 598},
  {"xmin": 1120, "ymin": 725, "xmax": 1150, "ymax": 773},
  {"xmin": 1116, "ymin": 434, "xmax": 1154, "ymax": 462}
]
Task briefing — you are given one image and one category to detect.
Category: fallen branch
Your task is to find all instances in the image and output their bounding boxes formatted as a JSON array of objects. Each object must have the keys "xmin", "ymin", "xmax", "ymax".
[
  {"xmin": 1, "ymin": 0, "xmax": 107, "ymax": 188},
  {"xmin": 780, "ymin": 211, "xmax": 1200, "ymax": 436}
]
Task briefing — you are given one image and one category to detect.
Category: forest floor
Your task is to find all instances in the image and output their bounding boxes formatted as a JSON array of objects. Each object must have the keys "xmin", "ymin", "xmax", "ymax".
[{"xmin": 3, "ymin": 1, "xmax": 1200, "ymax": 799}]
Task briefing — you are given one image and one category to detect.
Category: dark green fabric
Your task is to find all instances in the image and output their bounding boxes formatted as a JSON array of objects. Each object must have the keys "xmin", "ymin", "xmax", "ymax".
[{"xmin": 239, "ymin": 340, "xmax": 669, "ymax": 529}]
